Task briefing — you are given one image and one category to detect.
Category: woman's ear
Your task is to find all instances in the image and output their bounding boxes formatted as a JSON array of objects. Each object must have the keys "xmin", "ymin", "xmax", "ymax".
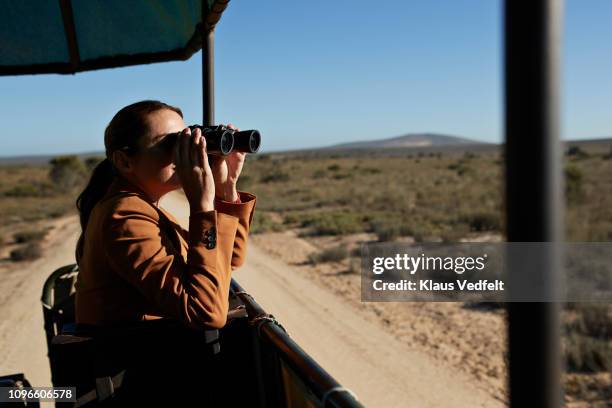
[{"xmin": 111, "ymin": 150, "xmax": 135, "ymax": 175}]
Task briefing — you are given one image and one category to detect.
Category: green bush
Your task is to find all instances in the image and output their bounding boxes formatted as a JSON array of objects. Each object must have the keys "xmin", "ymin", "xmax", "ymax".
[
  {"xmin": 301, "ymin": 212, "xmax": 363, "ymax": 236},
  {"xmin": 250, "ymin": 212, "xmax": 284, "ymax": 234},
  {"xmin": 565, "ymin": 164, "xmax": 584, "ymax": 204},
  {"xmin": 447, "ymin": 161, "xmax": 473, "ymax": 176},
  {"xmin": 260, "ymin": 172, "xmax": 290, "ymax": 183},
  {"xmin": 369, "ymin": 219, "xmax": 401, "ymax": 242},
  {"xmin": 49, "ymin": 155, "xmax": 87, "ymax": 190},
  {"xmin": 4, "ymin": 184, "xmax": 40, "ymax": 197},
  {"xmin": 308, "ymin": 245, "xmax": 348, "ymax": 264},
  {"xmin": 84, "ymin": 156, "xmax": 105, "ymax": 171}
]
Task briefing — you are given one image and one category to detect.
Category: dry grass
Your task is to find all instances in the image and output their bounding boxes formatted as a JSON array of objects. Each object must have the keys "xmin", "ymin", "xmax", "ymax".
[
  {"xmin": 0, "ymin": 165, "xmax": 76, "ymax": 226},
  {"xmin": 242, "ymin": 143, "xmax": 612, "ymax": 242}
]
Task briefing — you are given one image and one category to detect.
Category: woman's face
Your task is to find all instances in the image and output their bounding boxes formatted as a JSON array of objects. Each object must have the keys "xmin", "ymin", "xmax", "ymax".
[{"xmin": 124, "ymin": 108, "xmax": 185, "ymax": 199}]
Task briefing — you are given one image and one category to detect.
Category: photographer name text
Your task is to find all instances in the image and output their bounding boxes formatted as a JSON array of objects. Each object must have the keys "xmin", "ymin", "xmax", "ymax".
[{"xmin": 372, "ymin": 279, "xmax": 504, "ymax": 291}]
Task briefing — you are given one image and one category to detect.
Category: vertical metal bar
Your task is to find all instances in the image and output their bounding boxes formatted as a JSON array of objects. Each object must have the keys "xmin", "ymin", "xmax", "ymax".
[
  {"xmin": 202, "ymin": 26, "xmax": 215, "ymax": 126},
  {"xmin": 504, "ymin": 1, "xmax": 564, "ymax": 407},
  {"xmin": 58, "ymin": 0, "xmax": 81, "ymax": 73}
]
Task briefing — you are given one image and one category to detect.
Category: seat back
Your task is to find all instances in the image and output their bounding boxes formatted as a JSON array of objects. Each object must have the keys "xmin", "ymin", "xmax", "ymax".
[{"xmin": 41, "ymin": 264, "xmax": 79, "ymax": 348}]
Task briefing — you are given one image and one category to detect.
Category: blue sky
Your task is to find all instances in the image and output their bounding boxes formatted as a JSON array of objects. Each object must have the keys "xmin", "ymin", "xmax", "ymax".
[{"xmin": 0, "ymin": 0, "xmax": 611, "ymax": 157}]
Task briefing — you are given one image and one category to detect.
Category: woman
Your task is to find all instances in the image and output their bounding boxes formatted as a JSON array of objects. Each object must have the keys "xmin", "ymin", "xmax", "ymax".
[{"xmin": 74, "ymin": 100, "xmax": 256, "ymax": 331}]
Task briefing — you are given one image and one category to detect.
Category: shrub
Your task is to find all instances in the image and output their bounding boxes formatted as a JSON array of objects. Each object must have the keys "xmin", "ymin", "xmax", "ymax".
[
  {"xmin": 84, "ymin": 156, "xmax": 105, "ymax": 171},
  {"xmin": 327, "ymin": 164, "xmax": 340, "ymax": 171},
  {"xmin": 346, "ymin": 257, "xmax": 361, "ymax": 274},
  {"xmin": 237, "ymin": 175, "xmax": 253, "ymax": 190},
  {"xmin": 313, "ymin": 169, "xmax": 326, "ymax": 179},
  {"xmin": 260, "ymin": 172, "xmax": 290, "ymax": 183},
  {"xmin": 14, "ymin": 229, "xmax": 48, "ymax": 243},
  {"xmin": 301, "ymin": 212, "xmax": 363, "ymax": 236},
  {"xmin": 565, "ymin": 332, "xmax": 611, "ymax": 373},
  {"xmin": 362, "ymin": 167, "xmax": 381, "ymax": 174},
  {"xmin": 565, "ymin": 164, "xmax": 584, "ymax": 204},
  {"xmin": 256, "ymin": 154, "xmax": 271, "ymax": 161},
  {"xmin": 4, "ymin": 184, "xmax": 40, "ymax": 197},
  {"xmin": 350, "ymin": 246, "xmax": 362, "ymax": 257},
  {"xmin": 369, "ymin": 219, "xmax": 401, "ymax": 242},
  {"xmin": 250, "ymin": 212, "xmax": 284, "ymax": 234},
  {"xmin": 447, "ymin": 161, "xmax": 472, "ymax": 176},
  {"xmin": 459, "ymin": 211, "xmax": 501, "ymax": 232},
  {"xmin": 10, "ymin": 242, "xmax": 43, "ymax": 261},
  {"xmin": 569, "ymin": 305, "xmax": 612, "ymax": 339},
  {"xmin": 566, "ymin": 146, "xmax": 589, "ymax": 159},
  {"xmin": 564, "ymin": 304, "xmax": 612, "ymax": 373},
  {"xmin": 440, "ymin": 226, "xmax": 470, "ymax": 243},
  {"xmin": 49, "ymin": 155, "xmax": 87, "ymax": 190},
  {"xmin": 308, "ymin": 245, "xmax": 348, "ymax": 264}
]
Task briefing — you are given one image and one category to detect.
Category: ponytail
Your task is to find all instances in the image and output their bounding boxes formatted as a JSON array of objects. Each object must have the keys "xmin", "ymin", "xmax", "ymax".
[{"xmin": 75, "ymin": 158, "xmax": 116, "ymax": 264}]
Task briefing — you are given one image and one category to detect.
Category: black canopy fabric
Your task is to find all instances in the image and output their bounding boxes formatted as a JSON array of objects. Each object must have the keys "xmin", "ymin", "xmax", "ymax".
[{"xmin": 0, "ymin": 0, "xmax": 228, "ymax": 76}]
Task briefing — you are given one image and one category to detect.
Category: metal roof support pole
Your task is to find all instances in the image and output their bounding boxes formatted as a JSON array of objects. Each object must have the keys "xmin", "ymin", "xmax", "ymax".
[
  {"xmin": 202, "ymin": 22, "xmax": 215, "ymax": 126},
  {"xmin": 504, "ymin": 1, "xmax": 564, "ymax": 407}
]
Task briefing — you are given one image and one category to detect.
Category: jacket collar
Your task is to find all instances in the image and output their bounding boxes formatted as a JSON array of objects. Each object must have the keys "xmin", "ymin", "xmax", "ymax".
[{"xmin": 105, "ymin": 176, "xmax": 158, "ymax": 205}]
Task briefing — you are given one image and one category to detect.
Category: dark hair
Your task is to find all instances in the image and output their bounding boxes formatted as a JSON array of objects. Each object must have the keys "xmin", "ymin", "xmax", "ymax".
[{"xmin": 75, "ymin": 100, "xmax": 183, "ymax": 264}]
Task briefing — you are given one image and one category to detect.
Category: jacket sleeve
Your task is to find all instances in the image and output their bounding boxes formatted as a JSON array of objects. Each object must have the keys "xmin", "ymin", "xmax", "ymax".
[
  {"xmin": 214, "ymin": 191, "xmax": 257, "ymax": 269},
  {"xmin": 103, "ymin": 195, "xmax": 239, "ymax": 330}
]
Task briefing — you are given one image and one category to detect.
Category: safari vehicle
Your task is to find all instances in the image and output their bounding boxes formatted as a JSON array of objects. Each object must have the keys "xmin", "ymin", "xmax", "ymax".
[
  {"xmin": 1, "ymin": 1, "xmax": 566, "ymax": 407},
  {"xmin": 0, "ymin": 1, "xmax": 362, "ymax": 406}
]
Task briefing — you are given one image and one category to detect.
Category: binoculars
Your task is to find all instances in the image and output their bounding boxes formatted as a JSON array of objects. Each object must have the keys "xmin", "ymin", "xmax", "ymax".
[{"xmin": 162, "ymin": 125, "xmax": 261, "ymax": 156}]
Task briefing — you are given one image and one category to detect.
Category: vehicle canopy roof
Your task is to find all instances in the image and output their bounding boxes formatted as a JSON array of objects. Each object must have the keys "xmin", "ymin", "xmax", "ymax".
[{"xmin": 0, "ymin": 0, "xmax": 228, "ymax": 76}]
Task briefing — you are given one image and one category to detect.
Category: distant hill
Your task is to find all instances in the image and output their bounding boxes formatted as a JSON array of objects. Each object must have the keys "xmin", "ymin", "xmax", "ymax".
[
  {"xmin": 322, "ymin": 133, "xmax": 488, "ymax": 150},
  {"xmin": 0, "ymin": 151, "xmax": 104, "ymax": 166},
  {"xmin": 0, "ymin": 135, "xmax": 610, "ymax": 165}
]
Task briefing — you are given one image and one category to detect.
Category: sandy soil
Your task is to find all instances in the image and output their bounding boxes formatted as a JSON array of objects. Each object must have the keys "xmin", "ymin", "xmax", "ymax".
[{"xmin": 0, "ymin": 192, "xmax": 505, "ymax": 407}]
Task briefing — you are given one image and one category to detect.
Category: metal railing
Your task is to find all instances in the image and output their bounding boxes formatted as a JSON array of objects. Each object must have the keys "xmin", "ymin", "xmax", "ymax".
[{"xmin": 230, "ymin": 279, "xmax": 364, "ymax": 408}]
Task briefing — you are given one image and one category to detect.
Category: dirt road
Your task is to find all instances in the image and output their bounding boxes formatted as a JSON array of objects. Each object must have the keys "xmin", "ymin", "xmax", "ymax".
[
  {"xmin": 0, "ymin": 215, "xmax": 79, "ymax": 406},
  {"xmin": 0, "ymin": 191, "xmax": 503, "ymax": 407}
]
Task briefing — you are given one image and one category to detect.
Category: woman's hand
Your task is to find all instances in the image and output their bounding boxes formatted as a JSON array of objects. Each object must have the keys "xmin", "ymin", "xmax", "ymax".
[
  {"xmin": 210, "ymin": 123, "xmax": 247, "ymax": 202},
  {"xmin": 174, "ymin": 127, "xmax": 215, "ymax": 212}
]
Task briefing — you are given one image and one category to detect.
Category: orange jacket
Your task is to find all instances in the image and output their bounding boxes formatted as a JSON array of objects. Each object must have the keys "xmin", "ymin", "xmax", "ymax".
[{"xmin": 75, "ymin": 176, "xmax": 256, "ymax": 330}]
